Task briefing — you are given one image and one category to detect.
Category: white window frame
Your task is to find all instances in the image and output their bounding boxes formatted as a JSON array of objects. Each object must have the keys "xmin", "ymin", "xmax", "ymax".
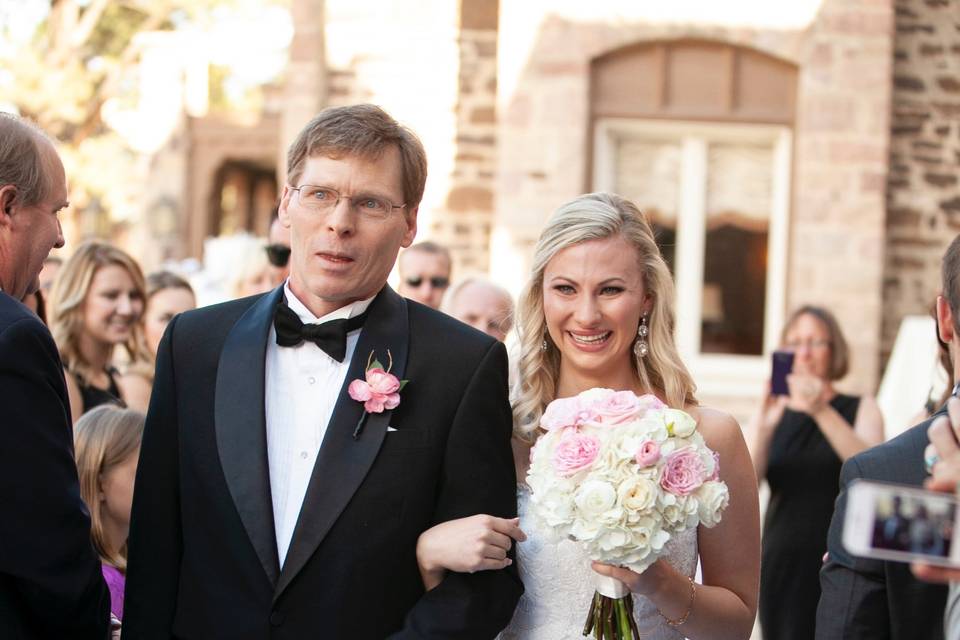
[{"xmin": 593, "ymin": 118, "xmax": 792, "ymax": 398}]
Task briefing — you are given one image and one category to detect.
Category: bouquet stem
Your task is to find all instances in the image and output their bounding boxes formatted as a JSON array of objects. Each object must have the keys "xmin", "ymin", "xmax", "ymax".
[{"xmin": 581, "ymin": 575, "xmax": 640, "ymax": 639}]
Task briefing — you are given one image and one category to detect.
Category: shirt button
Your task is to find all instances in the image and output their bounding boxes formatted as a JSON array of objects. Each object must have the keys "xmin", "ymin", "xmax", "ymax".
[
  {"xmin": 300, "ymin": 451, "xmax": 308, "ymax": 460},
  {"xmin": 308, "ymin": 376, "xmax": 316, "ymax": 384}
]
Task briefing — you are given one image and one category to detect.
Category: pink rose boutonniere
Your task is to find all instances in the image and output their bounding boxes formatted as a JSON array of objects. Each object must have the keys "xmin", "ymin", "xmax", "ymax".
[{"xmin": 349, "ymin": 349, "xmax": 408, "ymax": 439}]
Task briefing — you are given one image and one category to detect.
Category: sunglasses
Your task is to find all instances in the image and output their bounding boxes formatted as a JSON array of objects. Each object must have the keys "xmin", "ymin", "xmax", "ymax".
[
  {"xmin": 405, "ymin": 276, "xmax": 450, "ymax": 289},
  {"xmin": 265, "ymin": 244, "xmax": 291, "ymax": 268}
]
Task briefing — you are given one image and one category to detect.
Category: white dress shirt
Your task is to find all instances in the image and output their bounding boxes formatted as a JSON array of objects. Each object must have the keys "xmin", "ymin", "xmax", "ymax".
[{"xmin": 265, "ymin": 281, "xmax": 374, "ymax": 567}]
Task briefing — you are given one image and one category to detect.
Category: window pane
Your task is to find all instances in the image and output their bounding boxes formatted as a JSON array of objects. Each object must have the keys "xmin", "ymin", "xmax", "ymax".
[
  {"xmin": 615, "ymin": 139, "xmax": 680, "ymax": 272},
  {"xmin": 701, "ymin": 142, "xmax": 772, "ymax": 355}
]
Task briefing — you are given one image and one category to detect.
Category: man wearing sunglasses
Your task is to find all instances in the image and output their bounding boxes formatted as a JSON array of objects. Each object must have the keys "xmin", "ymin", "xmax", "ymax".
[
  {"xmin": 265, "ymin": 215, "xmax": 292, "ymax": 287},
  {"xmin": 397, "ymin": 240, "xmax": 451, "ymax": 310}
]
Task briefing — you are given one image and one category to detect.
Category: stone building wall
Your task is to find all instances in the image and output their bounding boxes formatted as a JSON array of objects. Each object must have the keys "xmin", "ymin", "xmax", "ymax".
[
  {"xmin": 492, "ymin": 0, "xmax": 893, "ymax": 403},
  {"xmin": 883, "ymin": 0, "xmax": 960, "ymax": 363}
]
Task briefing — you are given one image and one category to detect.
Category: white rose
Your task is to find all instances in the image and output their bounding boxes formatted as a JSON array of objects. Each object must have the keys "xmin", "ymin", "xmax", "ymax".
[
  {"xmin": 696, "ymin": 481, "xmax": 730, "ymax": 528},
  {"xmin": 636, "ymin": 414, "xmax": 670, "ymax": 442},
  {"xmin": 617, "ymin": 476, "xmax": 658, "ymax": 513},
  {"xmin": 663, "ymin": 409, "xmax": 698, "ymax": 438},
  {"xmin": 575, "ymin": 480, "xmax": 618, "ymax": 519}
]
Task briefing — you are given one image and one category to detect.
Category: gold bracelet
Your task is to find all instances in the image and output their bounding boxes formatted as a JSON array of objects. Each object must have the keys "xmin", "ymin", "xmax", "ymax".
[{"xmin": 658, "ymin": 575, "xmax": 696, "ymax": 627}]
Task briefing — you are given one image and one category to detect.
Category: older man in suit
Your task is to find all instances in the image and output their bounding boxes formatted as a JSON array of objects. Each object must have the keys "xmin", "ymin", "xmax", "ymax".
[
  {"xmin": 815, "ymin": 235, "xmax": 960, "ymax": 639},
  {"xmin": 124, "ymin": 104, "xmax": 522, "ymax": 639},
  {"xmin": 0, "ymin": 113, "xmax": 110, "ymax": 638}
]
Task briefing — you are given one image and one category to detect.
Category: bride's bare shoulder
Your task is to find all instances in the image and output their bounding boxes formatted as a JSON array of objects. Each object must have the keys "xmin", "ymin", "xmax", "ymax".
[{"xmin": 686, "ymin": 404, "xmax": 746, "ymax": 451}]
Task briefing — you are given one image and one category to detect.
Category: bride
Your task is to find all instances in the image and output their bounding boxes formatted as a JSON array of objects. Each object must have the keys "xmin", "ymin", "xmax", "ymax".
[{"xmin": 415, "ymin": 193, "xmax": 760, "ymax": 639}]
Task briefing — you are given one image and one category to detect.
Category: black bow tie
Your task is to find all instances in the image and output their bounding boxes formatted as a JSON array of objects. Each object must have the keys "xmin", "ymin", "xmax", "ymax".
[{"xmin": 273, "ymin": 299, "xmax": 368, "ymax": 362}]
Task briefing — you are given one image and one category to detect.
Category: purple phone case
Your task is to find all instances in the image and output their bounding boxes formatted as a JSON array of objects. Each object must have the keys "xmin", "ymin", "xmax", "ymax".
[{"xmin": 771, "ymin": 351, "xmax": 794, "ymax": 395}]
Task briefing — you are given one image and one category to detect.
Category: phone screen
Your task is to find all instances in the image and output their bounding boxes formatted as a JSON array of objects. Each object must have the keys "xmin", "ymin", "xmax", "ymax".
[
  {"xmin": 843, "ymin": 480, "xmax": 960, "ymax": 567},
  {"xmin": 770, "ymin": 350, "xmax": 794, "ymax": 396}
]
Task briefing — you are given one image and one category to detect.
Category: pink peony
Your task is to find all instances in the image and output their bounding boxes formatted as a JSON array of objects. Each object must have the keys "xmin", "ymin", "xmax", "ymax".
[
  {"xmin": 541, "ymin": 397, "xmax": 598, "ymax": 431},
  {"xmin": 660, "ymin": 447, "xmax": 707, "ymax": 496},
  {"xmin": 592, "ymin": 390, "xmax": 641, "ymax": 425},
  {"xmin": 634, "ymin": 439, "xmax": 661, "ymax": 467},
  {"xmin": 348, "ymin": 368, "xmax": 402, "ymax": 413},
  {"xmin": 552, "ymin": 431, "xmax": 601, "ymax": 476}
]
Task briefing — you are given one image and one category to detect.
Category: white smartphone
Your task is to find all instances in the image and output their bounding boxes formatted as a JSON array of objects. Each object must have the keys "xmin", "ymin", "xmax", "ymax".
[{"xmin": 843, "ymin": 479, "xmax": 960, "ymax": 568}]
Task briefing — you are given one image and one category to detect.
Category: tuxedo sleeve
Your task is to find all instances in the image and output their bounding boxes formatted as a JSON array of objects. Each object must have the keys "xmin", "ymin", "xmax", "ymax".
[
  {"xmin": 815, "ymin": 456, "xmax": 890, "ymax": 640},
  {"xmin": 0, "ymin": 316, "xmax": 110, "ymax": 639},
  {"xmin": 390, "ymin": 340, "xmax": 523, "ymax": 640},
  {"xmin": 123, "ymin": 316, "xmax": 182, "ymax": 639}
]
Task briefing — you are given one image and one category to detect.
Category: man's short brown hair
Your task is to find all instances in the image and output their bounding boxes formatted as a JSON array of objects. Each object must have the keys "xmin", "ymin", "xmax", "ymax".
[
  {"xmin": 942, "ymin": 234, "xmax": 960, "ymax": 332},
  {"xmin": 286, "ymin": 104, "xmax": 428, "ymax": 208},
  {"xmin": 0, "ymin": 112, "xmax": 52, "ymax": 208}
]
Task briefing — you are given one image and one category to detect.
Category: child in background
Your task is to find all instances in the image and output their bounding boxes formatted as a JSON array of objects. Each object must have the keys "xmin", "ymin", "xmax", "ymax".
[{"xmin": 74, "ymin": 406, "xmax": 145, "ymax": 623}]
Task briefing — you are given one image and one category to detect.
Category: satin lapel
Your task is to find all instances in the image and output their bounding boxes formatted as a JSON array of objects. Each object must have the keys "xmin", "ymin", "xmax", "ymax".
[
  {"xmin": 274, "ymin": 286, "xmax": 408, "ymax": 600},
  {"xmin": 215, "ymin": 286, "xmax": 284, "ymax": 587}
]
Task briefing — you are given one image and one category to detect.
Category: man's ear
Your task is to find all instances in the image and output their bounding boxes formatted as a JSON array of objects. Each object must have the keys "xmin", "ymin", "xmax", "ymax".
[
  {"xmin": 0, "ymin": 185, "xmax": 17, "ymax": 225},
  {"xmin": 278, "ymin": 185, "xmax": 292, "ymax": 228},
  {"xmin": 937, "ymin": 295, "xmax": 955, "ymax": 345},
  {"xmin": 401, "ymin": 205, "xmax": 419, "ymax": 248}
]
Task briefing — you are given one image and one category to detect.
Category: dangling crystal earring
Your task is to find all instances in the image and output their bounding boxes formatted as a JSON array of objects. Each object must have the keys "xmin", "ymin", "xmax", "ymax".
[
  {"xmin": 634, "ymin": 315, "xmax": 649, "ymax": 359},
  {"xmin": 541, "ymin": 338, "xmax": 548, "ymax": 352}
]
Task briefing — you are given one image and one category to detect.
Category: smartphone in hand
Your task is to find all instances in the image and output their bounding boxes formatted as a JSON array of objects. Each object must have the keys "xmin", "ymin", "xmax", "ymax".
[
  {"xmin": 843, "ymin": 479, "xmax": 960, "ymax": 568},
  {"xmin": 770, "ymin": 350, "xmax": 794, "ymax": 396}
]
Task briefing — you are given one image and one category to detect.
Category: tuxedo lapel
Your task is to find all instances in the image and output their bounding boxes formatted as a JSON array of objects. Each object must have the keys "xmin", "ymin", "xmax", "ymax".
[
  {"xmin": 274, "ymin": 286, "xmax": 409, "ymax": 600},
  {"xmin": 215, "ymin": 286, "xmax": 283, "ymax": 587}
]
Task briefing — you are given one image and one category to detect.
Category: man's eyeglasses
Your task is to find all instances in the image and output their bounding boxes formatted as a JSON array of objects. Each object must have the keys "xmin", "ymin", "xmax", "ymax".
[
  {"xmin": 265, "ymin": 244, "xmax": 291, "ymax": 268},
  {"xmin": 405, "ymin": 276, "xmax": 450, "ymax": 289},
  {"xmin": 290, "ymin": 185, "xmax": 406, "ymax": 221}
]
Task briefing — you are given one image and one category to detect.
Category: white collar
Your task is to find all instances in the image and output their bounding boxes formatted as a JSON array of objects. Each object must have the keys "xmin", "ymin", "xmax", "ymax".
[{"xmin": 282, "ymin": 280, "xmax": 376, "ymax": 325}]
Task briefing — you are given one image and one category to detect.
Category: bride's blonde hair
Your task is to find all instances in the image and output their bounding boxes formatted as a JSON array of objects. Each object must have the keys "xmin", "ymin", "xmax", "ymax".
[{"xmin": 511, "ymin": 192, "xmax": 697, "ymax": 441}]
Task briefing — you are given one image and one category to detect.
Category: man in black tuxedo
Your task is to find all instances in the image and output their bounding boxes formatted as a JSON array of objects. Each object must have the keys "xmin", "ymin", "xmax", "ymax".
[
  {"xmin": 0, "ymin": 114, "xmax": 110, "ymax": 638},
  {"xmin": 814, "ymin": 236, "xmax": 960, "ymax": 639},
  {"xmin": 124, "ymin": 104, "xmax": 522, "ymax": 639}
]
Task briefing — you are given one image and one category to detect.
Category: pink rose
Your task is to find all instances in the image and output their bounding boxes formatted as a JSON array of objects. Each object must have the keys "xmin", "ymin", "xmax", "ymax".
[
  {"xmin": 348, "ymin": 368, "xmax": 402, "ymax": 413},
  {"xmin": 660, "ymin": 447, "xmax": 707, "ymax": 496},
  {"xmin": 636, "ymin": 394, "xmax": 667, "ymax": 412},
  {"xmin": 541, "ymin": 397, "xmax": 598, "ymax": 431},
  {"xmin": 552, "ymin": 430, "xmax": 601, "ymax": 476},
  {"xmin": 592, "ymin": 390, "xmax": 641, "ymax": 426},
  {"xmin": 634, "ymin": 439, "xmax": 661, "ymax": 467}
]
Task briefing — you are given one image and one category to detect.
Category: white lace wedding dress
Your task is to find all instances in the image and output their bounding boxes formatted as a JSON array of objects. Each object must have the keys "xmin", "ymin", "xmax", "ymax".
[{"xmin": 499, "ymin": 485, "xmax": 699, "ymax": 640}]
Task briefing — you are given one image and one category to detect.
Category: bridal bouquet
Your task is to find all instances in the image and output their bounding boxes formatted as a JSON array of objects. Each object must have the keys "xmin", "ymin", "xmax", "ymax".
[{"xmin": 525, "ymin": 388, "xmax": 729, "ymax": 639}]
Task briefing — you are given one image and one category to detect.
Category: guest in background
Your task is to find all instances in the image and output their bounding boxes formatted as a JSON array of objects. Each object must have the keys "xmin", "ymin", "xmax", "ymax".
[
  {"xmin": 49, "ymin": 240, "xmax": 151, "ymax": 420},
  {"xmin": 0, "ymin": 111, "xmax": 110, "ymax": 639},
  {"xmin": 20, "ymin": 288, "xmax": 47, "ymax": 323},
  {"xmin": 266, "ymin": 214, "xmax": 292, "ymax": 287},
  {"xmin": 39, "ymin": 253, "xmax": 62, "ymax": 292},
  {"xmin": 120, "ymin": 271, "xmax": 196, "ymax": 411},
  {"xmin": 75, "ymin": 405, "xmax": 144, "ymax": 626},
  {"xmin": 230, "ymin": 237, "xmax": 274, "ymax": 299},
  {"xmin": 443, "ymin": 276, "xmax": 514, "ymax": 342},
  {"xmin": 817, "ymin": 234, "xmax": 960, "ymax": 640},
  {"xmin": 397, "ymin": 240, "xmax": 451, "ymax": 309},
  {"xmin": 749, "ymin": 305, "xmax": 884, "ymax": 640}
]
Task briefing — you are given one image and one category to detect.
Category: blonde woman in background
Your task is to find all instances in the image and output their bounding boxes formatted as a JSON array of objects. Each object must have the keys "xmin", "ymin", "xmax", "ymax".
[
  {"xmin": 415, "ymin": 193, "xmax": 760, "ymax": 640},
  {"xmin": 119, "ymin": 270, "xmax": 197, "ymax": 412},
  {"xmin": 48, "ymin": 240, "xmax": 151, "ymax": 420},
  {"xmin": 230, "ymin": 237, "xmax": 274, "ymax": 299},
  {"xmin": 74, "ymin": 405, "xmax": 145, "ymax": 624}
]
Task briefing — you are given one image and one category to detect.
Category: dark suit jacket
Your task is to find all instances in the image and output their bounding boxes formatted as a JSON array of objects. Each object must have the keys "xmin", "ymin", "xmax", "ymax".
[
  {"xmin": 816, "ymin": 413, "xmax": 948, "ymax": 640},
  {"xmin": 0, "ymin": 292, "xmax": 110, "ymax": 639},
  {"xmin": 123, "ymin": 285, "xmax": 522, "ymax": 639}
]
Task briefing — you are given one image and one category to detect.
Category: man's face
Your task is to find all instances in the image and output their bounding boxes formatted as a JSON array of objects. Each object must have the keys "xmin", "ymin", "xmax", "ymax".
[
  {"xmin": 398, "ymin": 251, "xmax": 450, "ymax": 309},
  {"xmin": 448, "ymin": 281, "xmax": 513, "ymax": 342},
  {"xmin": 0, "ymin": 143, "xmax": 67, "ymax": 299},
  {"xmin": 278, "ymin": 148, "xmax": 417, "ymax": 317}
]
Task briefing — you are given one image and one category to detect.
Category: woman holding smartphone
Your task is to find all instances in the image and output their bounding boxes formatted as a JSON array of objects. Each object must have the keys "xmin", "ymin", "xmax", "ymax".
[{"xmin": 748, "ymin": 305, "xmax": 884, "ymax": 640}]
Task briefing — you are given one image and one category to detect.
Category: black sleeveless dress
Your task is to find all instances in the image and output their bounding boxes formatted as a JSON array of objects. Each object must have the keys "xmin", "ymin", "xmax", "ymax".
[
  {"xmin": 759, "ymin": 393, "xmax": 860, "ymax": 640},
  {"xmin": 74, "ymin": 367, "xmax": 125, "ymax": 415}
]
